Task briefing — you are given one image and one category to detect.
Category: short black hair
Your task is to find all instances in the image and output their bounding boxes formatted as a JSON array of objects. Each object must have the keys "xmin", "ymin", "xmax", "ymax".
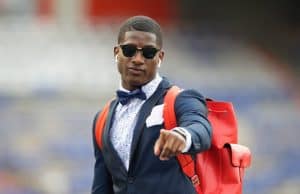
[{"xmin": 117, "ymin": 15, "xmax": 163, "ymax": 48}]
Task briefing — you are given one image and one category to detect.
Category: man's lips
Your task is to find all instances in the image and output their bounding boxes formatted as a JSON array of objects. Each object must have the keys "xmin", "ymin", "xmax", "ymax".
[{"xmin": 128, "ymin": 67, "xmax": 144, "ymax": 74}]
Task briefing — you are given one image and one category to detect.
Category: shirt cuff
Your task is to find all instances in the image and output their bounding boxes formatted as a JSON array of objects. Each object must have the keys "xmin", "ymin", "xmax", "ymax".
[{"xmin": 172, "ymin": 127, "xmax": 192, "ymax": 153}]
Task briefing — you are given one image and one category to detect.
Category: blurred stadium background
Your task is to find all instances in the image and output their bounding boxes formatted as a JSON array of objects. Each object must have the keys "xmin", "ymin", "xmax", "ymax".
[{"xmin": 0, "ymin": 0, "xmax": 299, "ymax": 194}]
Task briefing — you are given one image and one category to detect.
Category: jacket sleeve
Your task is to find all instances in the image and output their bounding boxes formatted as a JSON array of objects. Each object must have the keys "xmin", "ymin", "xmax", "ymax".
[
  {"xmin": 91, "ymin": 112, "xmax": 114, "ymax": 194},
  {"xmin": 174, "ymin": 89, "xmax": 212, "ymax": 154}
]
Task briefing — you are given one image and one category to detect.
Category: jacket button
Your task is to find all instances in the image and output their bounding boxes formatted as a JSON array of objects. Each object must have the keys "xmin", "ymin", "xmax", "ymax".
[{"xmin": 128, "ymin": 177, "xmax": 135, "ymax": 184}]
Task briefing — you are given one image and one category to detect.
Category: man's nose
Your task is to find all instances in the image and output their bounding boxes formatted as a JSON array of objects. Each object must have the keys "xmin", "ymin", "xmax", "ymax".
[{"xmin": 132, "ymin": 51, "xmax": 145, "ymax": 64}]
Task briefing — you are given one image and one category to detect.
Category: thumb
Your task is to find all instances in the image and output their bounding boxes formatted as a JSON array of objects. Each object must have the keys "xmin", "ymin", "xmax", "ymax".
[{"xmin": 154, "ymin": 129, "xmax": 167, "ymax": 156}]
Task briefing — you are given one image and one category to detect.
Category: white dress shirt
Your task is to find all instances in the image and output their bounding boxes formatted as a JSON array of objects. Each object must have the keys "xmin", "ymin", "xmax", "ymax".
[{"xmin": 110, "ymin": 74, "xmax": 191, "ymax": 170}]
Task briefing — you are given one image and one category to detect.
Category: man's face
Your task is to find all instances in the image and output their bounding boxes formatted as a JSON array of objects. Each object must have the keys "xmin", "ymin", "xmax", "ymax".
[{"xmin": 114, "ymin": 31, "xmax": 164, "ymax": 91}]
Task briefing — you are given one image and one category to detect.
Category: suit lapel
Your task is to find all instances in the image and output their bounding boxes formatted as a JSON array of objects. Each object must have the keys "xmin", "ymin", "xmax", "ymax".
[
  {"xmin": 102, "ymin": 99, "xmax": 128, "ymax": 176},
  {"xmin": 128, "ymin": 79, "xmax": 171, "ymax": 170}
]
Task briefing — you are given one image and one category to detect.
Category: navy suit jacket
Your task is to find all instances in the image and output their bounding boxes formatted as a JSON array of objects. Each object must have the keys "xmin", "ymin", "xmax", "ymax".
[{"xmin": 92, "ymin": 78, "xmax": 212, "ymax": 194}]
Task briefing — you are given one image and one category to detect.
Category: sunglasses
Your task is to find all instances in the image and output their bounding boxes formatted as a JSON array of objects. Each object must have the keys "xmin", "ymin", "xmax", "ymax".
[{"xmin": 120, "ymin": 44, "xmax": 160, "ymax": 59}]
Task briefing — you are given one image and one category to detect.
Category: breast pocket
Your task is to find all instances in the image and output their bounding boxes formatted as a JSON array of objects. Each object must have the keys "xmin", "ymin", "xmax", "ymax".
[{"xmin": 146, "ymin": 104, "xmax": 164, "ymax": 128}]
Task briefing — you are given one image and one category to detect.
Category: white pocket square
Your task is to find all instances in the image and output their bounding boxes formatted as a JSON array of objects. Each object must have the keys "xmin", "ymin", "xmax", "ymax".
[{"xmin": 146, "ymin": 104, "xmax": 164, "ymax": 127}]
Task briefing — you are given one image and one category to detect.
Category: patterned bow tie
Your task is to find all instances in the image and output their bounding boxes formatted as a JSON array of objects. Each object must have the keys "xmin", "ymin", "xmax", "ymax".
[{"xmin": 116, "ymin": 88, "xmax": 147, "ymax": 105}]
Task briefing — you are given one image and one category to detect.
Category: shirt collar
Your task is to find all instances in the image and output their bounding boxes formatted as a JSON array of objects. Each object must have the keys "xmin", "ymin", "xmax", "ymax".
[{"xmin": 118, "ymin": 74, "xmax": 162, "ymax": 99}]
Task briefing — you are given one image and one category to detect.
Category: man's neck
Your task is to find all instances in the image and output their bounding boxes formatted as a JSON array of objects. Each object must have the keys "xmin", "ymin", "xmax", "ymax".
[
  {"xmin": 119, "ymin": 74, "xmax": 160, "ymax": 92},
  {"xmin": 119, "ymin": 74, "xmax": 162, "ymax": 99}
]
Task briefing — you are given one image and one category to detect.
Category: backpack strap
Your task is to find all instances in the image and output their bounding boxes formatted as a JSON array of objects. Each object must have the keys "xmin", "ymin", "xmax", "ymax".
[
  {"xmin": 163, "ymin": 86, "xmax": 201, "ymax": 189},
  {"xmin": 95, "ymin": 100, "xmax": 112, "ymax": 149}
]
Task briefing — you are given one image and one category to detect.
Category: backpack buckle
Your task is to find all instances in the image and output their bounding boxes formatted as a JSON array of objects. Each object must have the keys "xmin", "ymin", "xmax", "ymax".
[{"xmin": 191, "ymin": 174, "xmax": 200, "ymax": 186}]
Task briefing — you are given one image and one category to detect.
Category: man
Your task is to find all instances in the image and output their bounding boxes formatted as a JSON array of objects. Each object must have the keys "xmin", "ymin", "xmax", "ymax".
[{"xmin": 92, "ymin": 15, "xmax": 212, "ymax": 194}]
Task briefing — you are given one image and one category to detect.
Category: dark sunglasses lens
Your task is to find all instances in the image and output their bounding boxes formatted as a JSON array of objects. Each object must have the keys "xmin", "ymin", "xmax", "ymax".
[
  {"xmin": 121, "ymin": 45, "xmax": 137, "ymax": 57},
  {"xmin": 142, "ymin": 47, "xmax": 158, "ymax": 59}
]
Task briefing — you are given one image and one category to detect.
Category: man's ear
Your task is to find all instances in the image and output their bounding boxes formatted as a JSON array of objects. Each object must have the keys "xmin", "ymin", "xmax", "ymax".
[
  {"xmin": 158, "ymin": 50, "xmax": 164, "ymax": 67},
  {"xmin": 157, "ymin": 59, "xmax": 161, "ymax": 68},
  {"xmin": 158, "ymin": 50, "xmax": 164, "ymax": 60},
  {"xmin": 114, "ymin": 46, "xmax": 119, "ymax": 57},
  {"xmin": 114, "ymin": 46, "xmax": 120, "ymax": 62}
]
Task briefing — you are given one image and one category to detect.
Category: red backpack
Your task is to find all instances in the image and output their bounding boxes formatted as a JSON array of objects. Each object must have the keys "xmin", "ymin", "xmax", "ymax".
[{"xmin": 95, "ymin": 86, "xmax": 252, "ymax": 194}]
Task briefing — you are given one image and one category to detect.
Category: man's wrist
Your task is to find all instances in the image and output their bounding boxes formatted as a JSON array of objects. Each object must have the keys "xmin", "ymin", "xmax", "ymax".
[
  {"xmin": 173, "ymin": 128, "xmax": 186, "ymax": 140},
  {"xmin": 172, "ymin": 127, "xmax": 192, "ymax": 153}
]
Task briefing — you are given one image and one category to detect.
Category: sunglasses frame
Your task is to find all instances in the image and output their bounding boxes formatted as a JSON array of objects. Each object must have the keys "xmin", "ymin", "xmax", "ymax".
[{"xmin": 119, "ymin": 44, "xmax": 160, "ymax": 59}]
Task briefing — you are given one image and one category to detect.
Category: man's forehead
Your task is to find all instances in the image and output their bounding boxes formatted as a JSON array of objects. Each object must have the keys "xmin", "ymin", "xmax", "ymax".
[{"xmin": 123, "ymin": 31, "xmax": 157, "ymax": 44}]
